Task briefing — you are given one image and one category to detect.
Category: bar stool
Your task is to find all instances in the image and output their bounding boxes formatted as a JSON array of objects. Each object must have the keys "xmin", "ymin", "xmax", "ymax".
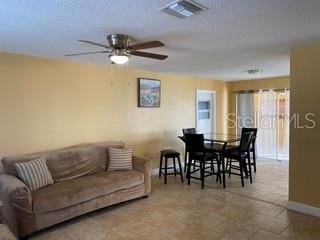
[{"xmin": 159, "ymin": 149, "xmax": 184, "ymax": 184}]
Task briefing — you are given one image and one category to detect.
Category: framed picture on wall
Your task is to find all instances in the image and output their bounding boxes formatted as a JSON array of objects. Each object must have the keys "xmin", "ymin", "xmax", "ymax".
[{"xmin": 138, "ymin": 78, "xmax": 161, "ymax": 108}]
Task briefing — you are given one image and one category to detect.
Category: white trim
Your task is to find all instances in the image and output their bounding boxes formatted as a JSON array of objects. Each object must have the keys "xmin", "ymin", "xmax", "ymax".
[
  {"xmin": 152, "ymin": 163, "xmax": 186, "ymax": 176},
  {"xmin": 195, "ymin": 90, "xmax": 216, "ymax": 133},
  {"xmin": 152, "ymin": 168, "xmax": 159, "ymax": 176},
  {"xmin": 287, "ymin": 201, "xmax": 320, "ymax": 218},
  {"xmin": 235, "ymin": 93, "xmax": 239, "ymax": 135}
]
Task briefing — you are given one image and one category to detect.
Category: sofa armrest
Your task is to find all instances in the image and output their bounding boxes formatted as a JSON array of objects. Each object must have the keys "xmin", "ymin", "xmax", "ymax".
[
  {"xmin": 132, "ymin": 156, "xmax": 152, "ymax": 196},
  {"xmin": 0, "ymin": 174, "xmax": 32, "ymax": 235}
]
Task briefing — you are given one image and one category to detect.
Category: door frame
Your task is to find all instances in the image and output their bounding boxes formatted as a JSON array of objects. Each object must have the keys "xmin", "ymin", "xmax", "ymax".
[{"xmin": 195, "ymin": 90, "xmax": 216, "ymax": 133}]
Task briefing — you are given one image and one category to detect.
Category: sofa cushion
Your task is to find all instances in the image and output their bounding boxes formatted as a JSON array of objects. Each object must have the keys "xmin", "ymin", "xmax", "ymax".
[
  {"xmin": 2, "ymin": 152, "xmax": 47, "ymax": 177},
  {"xmin": 45, "ymin": 144, "xmax": 107, "ymax": 182},
  {"xmin": 93, "ymin": 141, "xmax": 125, "ymax": 169},
  {"xmin": 31, "ymin": 170, "xmax": 144, "ymax": 213}
]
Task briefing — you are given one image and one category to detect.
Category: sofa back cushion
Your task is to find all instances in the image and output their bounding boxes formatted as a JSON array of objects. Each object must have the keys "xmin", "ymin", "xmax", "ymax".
[
  {"xmin": 45, "ymin": 144, "xmax": 107, "ymax": 182},
  {"xmin": 2, "ymin": 152, "xmax": 47, "ymax": 177},
  {"xmin": 93, "ymin": 141, "xmax": 126, "ymax": 169},
  {"xmin": 1, "ymin": 141, "xmax": 125, "ymax": 181}
]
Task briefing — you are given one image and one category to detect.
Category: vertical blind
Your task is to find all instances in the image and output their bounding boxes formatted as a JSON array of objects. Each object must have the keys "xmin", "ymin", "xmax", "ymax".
[{"xmin": 236, "ymin": 90, "xmax": 289, "ymax": 161}]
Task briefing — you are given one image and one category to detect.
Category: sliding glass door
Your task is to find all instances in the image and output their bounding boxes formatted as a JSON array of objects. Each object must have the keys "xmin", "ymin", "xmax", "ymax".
[
  {"xmin": 256, "ymin": 90, "xmax": 278, "ymax": 159},
  {"xmin": 236, "ymin": 90, "xmax": 289, "ymax": 161}
]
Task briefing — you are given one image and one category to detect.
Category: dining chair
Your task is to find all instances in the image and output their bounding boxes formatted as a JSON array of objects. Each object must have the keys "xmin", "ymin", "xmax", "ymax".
[
  {"xmin": 242, "ymin": 127, "xmax": 258, "ymax": 172},
  {"xmin": 182, "ymin": 128, "xmax": 196, "ymax": 172},
  {"xmin": 225, "ymin": 131, "xmax": 254, "ymax": 187},
  {"xmin": 182, "ymin": 128, "xmax": 196, "ymax": 135},
  {"xmin": 185, "ymin": 133, "xmax": 220, "ymax": 189}
]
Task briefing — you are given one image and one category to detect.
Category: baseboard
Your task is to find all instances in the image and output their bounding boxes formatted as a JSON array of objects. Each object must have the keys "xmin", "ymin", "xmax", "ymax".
[
  {"xmin": 287, "ymin": 201, "xmax": 320, "ymax": 218},
  {"xmin": 152, "ymin": 163, "xmax": 186, "ymax": 176},
  {"xmin": 151, "ymin": 168, "xmax": 159, "ymax": 176}
]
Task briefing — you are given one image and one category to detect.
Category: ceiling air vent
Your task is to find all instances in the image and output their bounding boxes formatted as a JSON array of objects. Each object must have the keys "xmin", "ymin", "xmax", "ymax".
[
  {"xmin": 246, "ymin": 69, "xmax": 264, "ymax": 75},
  {"xmin": 159, "ymin": 0, "xmax": 208, "ymax": 19}
]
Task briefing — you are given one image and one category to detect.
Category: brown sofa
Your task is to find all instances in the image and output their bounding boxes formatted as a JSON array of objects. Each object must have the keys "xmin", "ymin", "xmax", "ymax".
[
  {"xmin": 0, "ymin": 201, "xmax": 17, "ymax": 239},
  {"xmin": 0, "ymin": 141, "xmax": 152, "ymax": 238}
]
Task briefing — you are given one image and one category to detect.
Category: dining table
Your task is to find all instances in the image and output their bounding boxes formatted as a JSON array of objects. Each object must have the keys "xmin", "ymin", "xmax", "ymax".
[{"xmin": 178, "ymin": 133, "xmax": 241, "ymax": 188}]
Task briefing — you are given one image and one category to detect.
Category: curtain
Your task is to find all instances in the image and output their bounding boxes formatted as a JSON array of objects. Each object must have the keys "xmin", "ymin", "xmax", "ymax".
[
  {"xmin": 278, "ymin": 90, "xmax": 290, "ymax": 160},
  {"xmin": 236, "ymin": 93, "xmax": 255, "ymax": 134},
  {"xmin": 257, "ymin": 90, "xmax": 278, "ymax": 159},
  {"xmin": 237, "ymin": 90, "xmax": 290, "ymax": 161}
]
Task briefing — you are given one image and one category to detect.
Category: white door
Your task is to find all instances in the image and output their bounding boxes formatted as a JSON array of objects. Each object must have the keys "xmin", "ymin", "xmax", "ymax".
[{"xmin": 196, "ymin": 90, "xmax": 216, "ymax": 134}]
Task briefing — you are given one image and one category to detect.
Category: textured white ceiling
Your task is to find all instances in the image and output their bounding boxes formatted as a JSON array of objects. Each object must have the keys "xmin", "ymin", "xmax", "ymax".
[{"xmin": 1, "ymin": 0, "xmax": 320, "ymax": 81}]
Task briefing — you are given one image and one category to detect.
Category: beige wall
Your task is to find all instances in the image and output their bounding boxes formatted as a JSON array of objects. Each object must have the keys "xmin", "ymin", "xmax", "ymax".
[
  {"xmin": 0, "ymin": 52, "xmax": 229, "ymax": 170},
  {"xmin": 227, "ymin": 77, "xmax": 290, "ymax": 134},
  {"xmin": 290, "ymin": 44, "xmax": 320, "ymax": 208}
]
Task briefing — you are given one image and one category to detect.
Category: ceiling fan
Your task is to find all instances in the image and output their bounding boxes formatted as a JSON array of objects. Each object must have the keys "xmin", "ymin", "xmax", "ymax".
[{"xmin": 65, "ymin": 34, "xmax": 168, "ymax": 64}]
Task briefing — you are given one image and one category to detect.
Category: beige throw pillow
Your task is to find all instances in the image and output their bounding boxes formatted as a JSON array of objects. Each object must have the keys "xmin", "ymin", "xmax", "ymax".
[
  {"xmin": 108, "ymin": 147, "xmax": 133, "ymax": 171},
  {"xmin": 15, "ymin": 156, "xmax": 54, "ymax": 191}
]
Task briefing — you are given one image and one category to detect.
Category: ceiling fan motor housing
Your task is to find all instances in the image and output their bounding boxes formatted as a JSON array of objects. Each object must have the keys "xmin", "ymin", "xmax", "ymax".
[{"xmin": 107, "ymin": 34, "xmax": 130, "ymax": 49}]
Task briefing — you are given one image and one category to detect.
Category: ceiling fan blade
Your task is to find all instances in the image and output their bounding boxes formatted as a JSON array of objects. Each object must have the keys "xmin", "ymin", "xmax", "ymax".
[
  {"xmin": 129, "ymin": 41, "xmax": 164, "ymax": 50},
  {"xmin": 130, "ymin": 51, "xmax": 168, "ymax": 60},
  {"xmin": 64, "ymin": 50, "xmax": 109, "ymax": 56},
  {"xmin": 77, "ymin": 40, "xmax": 110, "ymax": 49}
]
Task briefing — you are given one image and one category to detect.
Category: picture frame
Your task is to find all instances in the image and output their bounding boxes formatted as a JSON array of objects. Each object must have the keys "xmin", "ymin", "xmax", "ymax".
[{"xmin": 138, "ymin": 78, "xmax": 161, "ymax": 108}]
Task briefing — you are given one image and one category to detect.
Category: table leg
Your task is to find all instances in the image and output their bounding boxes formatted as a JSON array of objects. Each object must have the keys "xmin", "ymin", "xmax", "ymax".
[{"xmin": 221, "ymin": 153, "xmax": 226, "ymax": 188}]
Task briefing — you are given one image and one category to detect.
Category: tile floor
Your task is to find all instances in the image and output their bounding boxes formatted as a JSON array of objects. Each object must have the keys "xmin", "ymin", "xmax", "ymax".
[{"xmin": 30, "ymin": 160, "xmax": 320, "ymax": 240}]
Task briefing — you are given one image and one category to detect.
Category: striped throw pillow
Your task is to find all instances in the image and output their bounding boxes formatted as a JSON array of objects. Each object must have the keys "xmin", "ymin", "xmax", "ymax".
[
  {"xmin": 15, "ymin": 156, "xmax": 54, "ymax": 191},
  {"xmin": 108, "ymin": 147, "xmax": 133, "ymax": 171}
]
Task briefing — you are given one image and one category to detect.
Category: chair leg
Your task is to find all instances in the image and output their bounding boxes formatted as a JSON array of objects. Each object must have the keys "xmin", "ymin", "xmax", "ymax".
[
  {"xmin": 239, "ymin": 158, "xmax": 244, "ymax": 187},
  {"xmin": 247, "ymin": 153, "xmax": 253, "ymax": 184},
  {"xmin": 216, "ymin": 157, "xmax": 222, "ymax": 183},
  {"xmin": 228, "ymin": 158, "xmax": 232, "ymax": 178},
  {"xmin": 253, "ymin": 149, "xmax": 257, "ymax": 172},
  {"xmin": 164, "ymin": 157, "xmax": 168, "ymax": 184},
  {"xmin": 184, "ymin": 148, "xmax": 188, "ymax": 172},
  {"xmin": 159, "ymin": 154, "xmax": 163, "ymax": 178},
  {"xmin": 201, "ymin": 161, "xmax": 205, "ymax": 189},
  {"xmin": 243, "ymin": 157, "xmax": 249, "ymax": 178},
  {"xmin": 215, "ymin": 160, "xmax": 219, "ymax": 182},
  {"xmin": 173, "ymin": 157, "xmax": 177, "ymax": 176},
  {"xmin": 225, "ymin": 157, "xmax": 229, "ymax": 171},
  {"xmin": 221, "ymin": 156, "xmax": 226, "ymax": 188},
  {"xmin": 211, "ymin": 160, "xmax": 215, "ymax": 174},
  {"xmin": 187, "ymin": 158, "xmax": 191, "ymax": 185},
  {"xmin": 177, "ymin": 156, "xmax": 184, "ymax": 183}
]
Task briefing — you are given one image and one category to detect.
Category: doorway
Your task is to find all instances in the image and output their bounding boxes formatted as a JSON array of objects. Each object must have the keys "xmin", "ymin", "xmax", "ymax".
[{"xmin": 196, "ymin": 90, "xmax": 216, "ymax": 134}]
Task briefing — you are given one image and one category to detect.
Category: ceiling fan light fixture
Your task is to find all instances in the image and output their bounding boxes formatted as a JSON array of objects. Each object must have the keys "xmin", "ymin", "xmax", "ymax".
[{"xmin": 109, "ymin": 54, "xmax": 129, "ymax": 65}]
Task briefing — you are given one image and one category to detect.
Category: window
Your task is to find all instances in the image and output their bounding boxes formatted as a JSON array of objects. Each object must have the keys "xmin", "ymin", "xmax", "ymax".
[{"xmin": 198, "ymin": 101, "xmax": 210, "ymax": 119}]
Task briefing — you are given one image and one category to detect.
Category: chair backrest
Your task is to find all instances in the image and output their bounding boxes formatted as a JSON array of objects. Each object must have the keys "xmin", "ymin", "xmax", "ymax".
[
  {"xmin": 242, "ymin": 127, "xmax": 258, "ymax": 147},
  {"xmin": 239, "ymin": 131, "xmax": 254, "ymax": 152},
  {"xmin": 182, "ymin": 128, "xmax": 196, "ymax": 135},
  {"xmin": 185, "ymin": 134, "xmax": 205, "ymax": 154}
]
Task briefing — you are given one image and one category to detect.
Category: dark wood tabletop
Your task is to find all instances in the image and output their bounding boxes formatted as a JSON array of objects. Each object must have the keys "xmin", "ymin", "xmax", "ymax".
[{"xmin": 178, "ymin": 133, "xmax": 240, "ymax": 144}]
